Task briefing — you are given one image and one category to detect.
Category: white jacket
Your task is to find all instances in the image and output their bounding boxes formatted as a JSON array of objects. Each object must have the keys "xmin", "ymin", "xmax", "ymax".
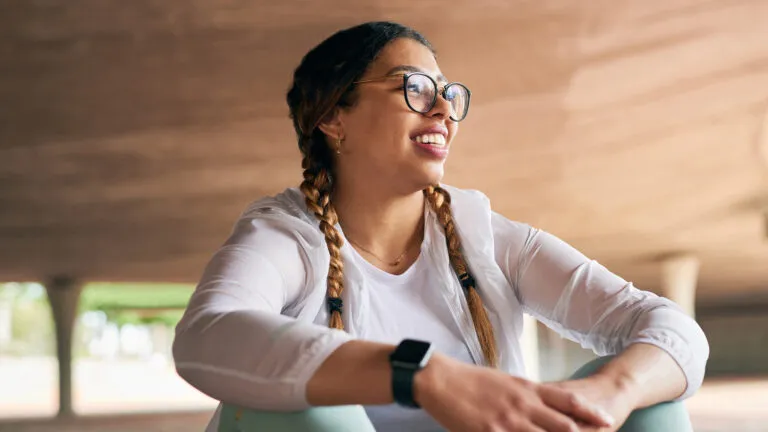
[{"xmin": 173, "ymin": 185, "xmax": 709, "ymax": 412}]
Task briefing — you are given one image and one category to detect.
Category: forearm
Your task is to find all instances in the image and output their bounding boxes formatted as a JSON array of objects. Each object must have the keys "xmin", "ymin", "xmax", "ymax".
[
  {"xmin": 306, "ymin": 340, "xmax": 398, "ymax": 406},
  {"xmin": 596, "ymin": 343, "xmax": 687, "ymax": 409}
]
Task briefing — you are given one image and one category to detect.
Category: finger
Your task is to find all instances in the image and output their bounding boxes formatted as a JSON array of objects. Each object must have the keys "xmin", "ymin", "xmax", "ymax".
[
  {"xmin": 495, "ymin": 414, "xmax": 547, "ymax": 432},
  {"xmin": 574, "ymin": 422, "xmax": 603, "ymax": 432},
  {"xmin": 513, "ymin": 422, "xmax": 547, "ymax": 432},
  {"xmin": 537, "ymin": 386, "xmax": 614, "ymax": 428},
  {"xmin": 530, "ymin": 405, "xmax": 580, "ymax": 432}
]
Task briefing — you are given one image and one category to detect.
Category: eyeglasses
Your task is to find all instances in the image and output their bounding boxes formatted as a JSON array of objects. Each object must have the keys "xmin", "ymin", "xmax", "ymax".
[{"xmin": 355, "ymin": 72, "xmax": 471, "ymax": 122}]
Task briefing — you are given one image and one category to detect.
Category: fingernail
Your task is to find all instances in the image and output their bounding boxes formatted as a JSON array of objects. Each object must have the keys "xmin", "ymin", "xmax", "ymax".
[{"xmin": 596, "ymin": 408, "xmax": 615, "ymax": 425}]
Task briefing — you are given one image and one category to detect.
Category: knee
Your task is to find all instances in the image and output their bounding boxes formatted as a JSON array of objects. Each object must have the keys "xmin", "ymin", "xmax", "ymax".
[
  {"xmin": 568, "ymin": 356, "xmax": 693, "ymax": 432},
  {"xmin": 621, "ymin": 401, "xmax": 692, "ymax": 432},
  {"xmin": 218, "ymin": 404, "xmax": 375, "ymax": 432}
]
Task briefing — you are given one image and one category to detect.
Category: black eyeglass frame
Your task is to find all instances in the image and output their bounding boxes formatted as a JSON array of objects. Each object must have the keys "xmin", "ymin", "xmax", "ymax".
[{"xmin": 354, "ymin": 72, "xmax": 472, "ymax": 122}]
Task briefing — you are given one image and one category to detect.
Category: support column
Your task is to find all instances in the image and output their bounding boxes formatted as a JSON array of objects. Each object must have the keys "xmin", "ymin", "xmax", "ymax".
[
  {"xmin": 45, "ymin": 276, "xmax": 82, "ymax": 418},
  {"xmin": 521, "ymin": 314, "xmax": 540, "ymax": 382},
  {"xmin": 545, "ymin": 327, "xmax": 569, "ymax": 381},
  {"xmin": 660, "ymin": 254, "xmax": 700, "ymax": 318}
]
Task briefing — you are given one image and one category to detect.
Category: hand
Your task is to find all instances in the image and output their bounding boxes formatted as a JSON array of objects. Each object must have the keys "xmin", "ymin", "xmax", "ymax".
[
  {"xmin": 414, "ymin": 354, "xmax": 616, "ymax": 432},
  {"xmin": 551, "ymin": 375, "xmax": 640, "ymax": 432}
]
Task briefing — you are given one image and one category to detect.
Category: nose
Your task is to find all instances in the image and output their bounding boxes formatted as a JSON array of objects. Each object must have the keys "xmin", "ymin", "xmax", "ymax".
[{"xmin": 428, "ymin": 88, "xmax": 452, "ymax": 120}]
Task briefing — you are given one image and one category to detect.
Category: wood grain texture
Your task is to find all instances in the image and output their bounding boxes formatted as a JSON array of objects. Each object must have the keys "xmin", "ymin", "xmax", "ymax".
[{"xmin": 1, "ymin": 0, "xmax": 767, "ymax": 304}]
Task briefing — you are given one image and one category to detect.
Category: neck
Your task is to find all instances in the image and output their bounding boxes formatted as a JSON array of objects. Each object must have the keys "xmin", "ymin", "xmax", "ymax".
[{"xmin": 332, "ymin": 181, "xmax": 426, "ymax": 261}]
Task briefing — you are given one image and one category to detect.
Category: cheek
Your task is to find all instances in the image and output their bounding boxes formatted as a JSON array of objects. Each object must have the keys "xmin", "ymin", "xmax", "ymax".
[
  {"xmin": 448, "ymin": 123, "xmax": 459, "ymax": 142},
  {"xmin": 366, "ymin": 114, "xmax": 413, "ymax": 152},
  {"xmin": 344, "ymin": 97, "xmax": 423, "ymax": 158}
]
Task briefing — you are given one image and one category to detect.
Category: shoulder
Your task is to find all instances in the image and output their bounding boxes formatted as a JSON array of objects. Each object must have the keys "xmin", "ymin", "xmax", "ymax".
[
  {"xmin": 240, "ymin": 187, "xmax": 315, "ymax": 224},
  {"xmin": 439, "ymin": 184, "xmax": 492, "ymax": 227},
  {"xmin": 490, "ymin": 212, "xmax": 536, "ymax": 244},
  {"xmin": 440, "ymin": 184, "xmax": 491, "ymax": 207},
  {"xmin": 233, "ymin": 187, "xmax": 324, "ymax": 246},
  {"xmin": 219, "ymin": 188, "xmax": 326, "ymax": 274},
  {"xmin": 197, "ymin": 188, "xmax": 320, "ymax": 312},
  {"xmin": 440, "ymin": 184, "xmax": 531, "ymax": 230}
]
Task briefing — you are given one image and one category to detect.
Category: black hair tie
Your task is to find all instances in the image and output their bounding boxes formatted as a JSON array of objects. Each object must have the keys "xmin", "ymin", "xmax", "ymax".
[
  {"xmin": 458, "ymin": 272, "xmax": 476, "ymax": 291},
  {"xmin": 327, "ymin": 297, "xmax": 344, "ymax": 314}
]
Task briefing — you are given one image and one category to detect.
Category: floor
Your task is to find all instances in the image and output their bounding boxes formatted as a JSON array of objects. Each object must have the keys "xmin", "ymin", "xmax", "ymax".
[{"xmin": 0, "ymin": 411, "xmax": 213, "ymax": 432}]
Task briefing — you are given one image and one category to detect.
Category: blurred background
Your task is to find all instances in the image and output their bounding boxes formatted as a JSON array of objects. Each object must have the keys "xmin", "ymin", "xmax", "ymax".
[{"xmin": 1, "ymin": 1, "xmax": 767, "ymax": 431}]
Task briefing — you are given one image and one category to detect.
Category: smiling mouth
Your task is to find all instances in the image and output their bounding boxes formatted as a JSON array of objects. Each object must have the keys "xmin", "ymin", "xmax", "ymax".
[
  {"xmin": 412, "ymin": 133, "xmax": 447, "ymax": 147},
  {"xmin": 411, "ymin": 133, "xmax": 449, "ymax": 159}
]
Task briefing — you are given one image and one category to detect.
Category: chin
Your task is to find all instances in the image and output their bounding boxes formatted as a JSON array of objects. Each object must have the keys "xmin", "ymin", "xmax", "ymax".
[
  {"xmin": 415, "ymin": 163, "xmax": 445, "ymax": 189},
  {"xmin": 391, "ymin": 159, "xmax": 446, "ymax": 193}
]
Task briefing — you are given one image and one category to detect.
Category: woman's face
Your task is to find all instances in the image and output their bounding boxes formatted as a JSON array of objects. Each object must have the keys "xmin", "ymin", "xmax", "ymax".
[{"xmin": 328, "ymin": 37, "xmax": 461, "ymax": 194}]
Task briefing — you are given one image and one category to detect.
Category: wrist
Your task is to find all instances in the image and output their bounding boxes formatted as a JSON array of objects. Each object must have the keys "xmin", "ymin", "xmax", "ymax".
[{"xmin": 413, "ymin": 352, "xmax": 449, "ymax": 407}]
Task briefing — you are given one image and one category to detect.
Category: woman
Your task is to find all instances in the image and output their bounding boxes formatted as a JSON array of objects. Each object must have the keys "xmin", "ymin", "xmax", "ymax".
[{"xmin": 173, "ymin": 22, "xmax": 709, "ymax": 432}]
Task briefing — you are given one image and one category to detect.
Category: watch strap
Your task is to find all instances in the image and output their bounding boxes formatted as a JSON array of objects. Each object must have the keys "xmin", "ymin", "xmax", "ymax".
[{"xmin": 391, "ymin": 363, "xmax": 420, "ymax": 408}]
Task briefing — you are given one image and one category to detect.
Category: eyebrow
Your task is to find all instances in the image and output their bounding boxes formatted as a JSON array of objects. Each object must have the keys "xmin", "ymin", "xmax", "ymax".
[{"xmin": 384, "ymin": 65, "xmax": 447, "ymax": 83}]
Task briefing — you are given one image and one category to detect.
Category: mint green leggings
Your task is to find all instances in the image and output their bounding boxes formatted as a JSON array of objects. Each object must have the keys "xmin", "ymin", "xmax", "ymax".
[{"xmin": 218, "ymin": 356, "xmax": 692, "ymax": 432}]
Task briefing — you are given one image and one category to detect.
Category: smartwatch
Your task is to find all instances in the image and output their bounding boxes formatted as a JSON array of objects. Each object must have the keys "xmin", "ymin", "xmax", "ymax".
[{"xmin": 389, "ymin": 339, "xmax": 434, "ymax": 408}]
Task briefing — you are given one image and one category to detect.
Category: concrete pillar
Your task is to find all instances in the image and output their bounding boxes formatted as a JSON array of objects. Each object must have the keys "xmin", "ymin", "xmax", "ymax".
[
  {"xmin": 545, "ymin": 327, "xmax": 569, "ymax": 381},
  {"xmin": 660, "ymin": 254, "xmax": 700, "ymax": 317},
  {"xmin": 45, "ymin": 276, "xmax": 83, "ymax": 418},
  {"xmin": 150, "ymin": 323, "xmax": 171, "ymax": 362},
  {"xmin": 522, "ymin": 314, "xmax": 540, "ymax": 381},
  {"xmin": 0, "ymin": 297, "xmax": 12, "ymax": 346}
]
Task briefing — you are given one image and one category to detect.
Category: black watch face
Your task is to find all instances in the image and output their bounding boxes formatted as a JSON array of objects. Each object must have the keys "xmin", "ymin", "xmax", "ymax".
[{"xmin": 392, "ymin": 339, "xmax": 433, "ymax": 364}]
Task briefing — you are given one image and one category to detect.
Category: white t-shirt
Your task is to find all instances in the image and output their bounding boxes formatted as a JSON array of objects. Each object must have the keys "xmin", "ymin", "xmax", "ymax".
[{"xmin": 342, "ymin": 229, "xmax": 474, "ymax": 431}]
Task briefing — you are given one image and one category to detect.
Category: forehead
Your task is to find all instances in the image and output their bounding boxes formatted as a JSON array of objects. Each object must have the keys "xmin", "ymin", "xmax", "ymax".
[{"xmin": 364, "ymin": 38, "xmax": 443, "ymax": 80}]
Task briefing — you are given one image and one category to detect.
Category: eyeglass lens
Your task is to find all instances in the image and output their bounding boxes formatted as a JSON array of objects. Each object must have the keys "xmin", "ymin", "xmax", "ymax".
[{"xmin": 404, "ymin": 73, "xmax": 470, "ymax": 121}]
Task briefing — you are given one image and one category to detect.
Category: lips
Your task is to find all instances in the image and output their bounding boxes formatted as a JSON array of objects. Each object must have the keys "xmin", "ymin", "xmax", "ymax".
[
  {"xmin": 410, "ymin": 125, "xmax": 450, "ymax": 159},
  {"xmin": 413, "ymin": 140, "xmax": 450, "ymax": 159}
]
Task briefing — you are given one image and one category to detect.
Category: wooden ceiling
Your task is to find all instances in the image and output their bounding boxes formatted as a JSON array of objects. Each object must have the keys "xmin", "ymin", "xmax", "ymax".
[{"xmin": 1, "ymin": 0, "xmax": 767, "ymax": 306}]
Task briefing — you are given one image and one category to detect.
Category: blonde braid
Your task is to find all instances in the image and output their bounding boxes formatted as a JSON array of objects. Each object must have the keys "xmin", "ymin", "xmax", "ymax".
[
  {"xmin": 425, "ymin": 185, "xmax": 499, "ymax": 367},
  {"xmin": 300, "ymin": 150, "xmax": 345, "ymax": 330}
]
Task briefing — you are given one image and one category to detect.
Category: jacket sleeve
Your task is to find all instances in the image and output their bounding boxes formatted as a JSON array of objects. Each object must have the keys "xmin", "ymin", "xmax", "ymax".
[
  {"xmin": 491, "ymin": 212, "xmax": 709, "ymax": 400},
  {"xmin": 172, "ymin": 216, "xmax": 352, "ymax": 411}
]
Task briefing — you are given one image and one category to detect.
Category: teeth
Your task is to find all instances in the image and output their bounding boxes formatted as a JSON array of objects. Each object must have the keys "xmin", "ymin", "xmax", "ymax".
[{"xmin": 415, "ymin": 134, "xmax": 446, "ymax": 145}]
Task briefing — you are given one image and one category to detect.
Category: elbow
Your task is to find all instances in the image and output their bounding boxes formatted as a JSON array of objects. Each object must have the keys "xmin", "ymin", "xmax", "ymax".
[
  {"xmin": 681, "ymin": 317, "xmax": 710, "ymax": 398},
  {"xmin": 629, "ymin": 306, "xmax": 710, "ymax": 400},
  {"xmin": 655, "ymin": 311, "xmax": 710, "ymax": 400},
  {"xmin": 170, "ymin": 325, "xmax": 239, "ymax": 405},
  {"xmin": 171, "ymin": 326, "xmax": 202, "ymax": 390},
  {"xmin": 171, "ymin": 316, "xmax": 220, "ymax": 395}
]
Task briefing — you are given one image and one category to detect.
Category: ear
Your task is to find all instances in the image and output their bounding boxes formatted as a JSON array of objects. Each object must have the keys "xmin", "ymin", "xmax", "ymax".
[{"xmin": 316, "ymin": 107, "xmax": 345, "ymax": 141}]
